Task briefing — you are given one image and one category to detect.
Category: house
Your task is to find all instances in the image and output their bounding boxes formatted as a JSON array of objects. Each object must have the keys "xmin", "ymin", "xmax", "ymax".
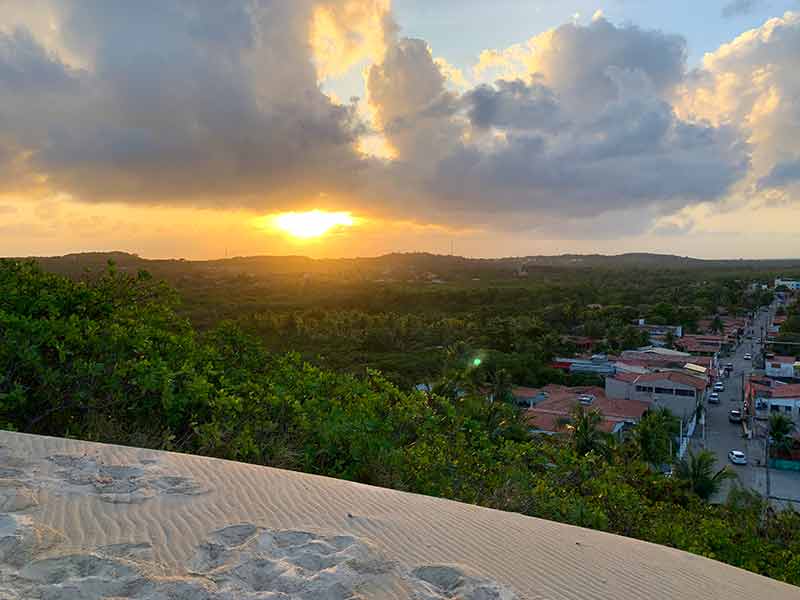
[
  {"xmin": 634, "ymin": 320, "xmax": 683, "ymax": 347},
  {"xmin": 560, "ymin": 335, "xmax": 596, "ymax": 353},
  {"xmin": 550, "ymin": 354, "xmax": 616, "ymax": 376},
  {"xmin": 675, "ymin": 334, "xmax": 724, "ymax": 357},
  {"xmin": 605, "ymin": 371, "xmax": 706, "ymax": 421},
  {"xmin": 749, "ymin": 381, "xmax": 800, "ymax": 422},
  {"xmin": 523, "ymin": 385, "xmax": 649, "ymax": 435},
  {"xmin": 511, "ymin": 386, "xmax": 546, "ymax": 408},
  {"xmin": 775, "ymin": 277, "xmax": 800, "ymax": 291},
  {"xmin": 765, "ymin": 356, "xmax": 800, "ymax": 380}
]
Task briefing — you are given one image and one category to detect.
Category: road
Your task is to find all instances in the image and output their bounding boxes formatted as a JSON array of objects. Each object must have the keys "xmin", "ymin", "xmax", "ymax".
[
  {"xmin": 699, "ymin": 309, "xmax": 767, "ymax": 496},
  {"xmin": 698, "ymin": 302, "xmax": 800, "ymax": 506}
]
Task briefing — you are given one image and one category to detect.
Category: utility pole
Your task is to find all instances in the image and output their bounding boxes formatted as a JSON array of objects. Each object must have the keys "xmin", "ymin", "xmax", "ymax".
[{"xmin": 763, "ymin": 431, "xmax": 771, "ymax": 517}]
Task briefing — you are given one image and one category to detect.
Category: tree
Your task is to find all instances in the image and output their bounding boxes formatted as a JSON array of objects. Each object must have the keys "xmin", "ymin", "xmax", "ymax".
[
  {"xmin": 563, "ymin": 404, "xmax": 611, "ymax": 457},
  {"xmin": 711, "ymin": 315, "xmax": 724, "ymax": 334},
  {"xmin": 663, "ymin": 330, "xmax": 676, "ymax": 349},
  {"xmin": 769, "ymin": 413, "xmax": 796, "ymax": 457},
  {"xmin": 633, "ymin": 408, "xmax": 680, "ymax": 466},
  {"xmin": 674, "ymin": 449, "xmax": 736, "ymax": 501}
]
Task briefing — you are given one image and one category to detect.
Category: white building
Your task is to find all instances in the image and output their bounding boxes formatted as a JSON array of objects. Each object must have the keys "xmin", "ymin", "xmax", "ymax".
[
  {"xmin": 765, "ymin": 356, "xmax": 800, "ymax": 380},
  {"xmin": 606, "ymin": 371, "xmax": 706, "ymax": 421},
  {"xmin": 775, "ymin": 277, "xmax": 800, "ymax": 291},
  {"xmin": 753, "ymin": 383, "xmax": 800, "ymax": 422}
]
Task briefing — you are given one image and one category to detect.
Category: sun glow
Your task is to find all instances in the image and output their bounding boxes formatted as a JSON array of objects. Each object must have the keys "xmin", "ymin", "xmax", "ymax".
[{"xmin": 267, "ymin": 210, "xmax": 357, "ymax": 239}]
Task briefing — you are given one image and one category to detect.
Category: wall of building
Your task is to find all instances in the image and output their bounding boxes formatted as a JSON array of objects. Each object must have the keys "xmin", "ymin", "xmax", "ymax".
[
  {"xmin": 766, "ymin": 362, "xmax": 796, "ymax": 379},
  {"xmin": 606, "ymin": 377, "xmax": 700, "ymax": 419},
  {"xmin": 767, "ymin": 398, "xmax": 800, "ymax": 421},
  {"xmin": 605, "ymin": 377, "xmax": 632, "ymax": 400},
  {"xmin": 631, "ymin": 380, "xmax": 699, "ymax": 419}
]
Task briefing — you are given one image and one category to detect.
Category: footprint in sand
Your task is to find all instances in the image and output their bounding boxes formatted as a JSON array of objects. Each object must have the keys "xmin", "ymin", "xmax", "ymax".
[{"xmin": 44, "ymin": 454, "xmax": 210, "ymax": 504}]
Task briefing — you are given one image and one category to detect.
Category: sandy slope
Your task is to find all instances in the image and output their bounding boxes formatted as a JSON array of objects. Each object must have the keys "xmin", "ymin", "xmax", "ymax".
[{"xmin": 0, "ymin": 431, "xmax": 797, "ymax": 599}]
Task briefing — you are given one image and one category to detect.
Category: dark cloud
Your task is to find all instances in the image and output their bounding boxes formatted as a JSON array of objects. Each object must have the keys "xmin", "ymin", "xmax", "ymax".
[
  {"xmin": 0, "ymin": 27, "xmax": 79, "ymax": 92},
  {"xmin": 721, "ymin": 0, "xmax": 764, "ymax": 18},
  {"xmin": 0, "ymin": 3, "xmax": 754, "ymax": 236},
  {"xmin": 0, "ymin": 1, "xmax": 365, "ymax": 209},
  {"xmin": 758, "ymin": 158, "xmax": 800, "ymax": 189},
  {"xmin": 366, "ymin": 25, "xmax": 748, "ymax": 226},
  {"xmin": 464, "ymin": 80, "xmax": 561, "ymax": 131}
]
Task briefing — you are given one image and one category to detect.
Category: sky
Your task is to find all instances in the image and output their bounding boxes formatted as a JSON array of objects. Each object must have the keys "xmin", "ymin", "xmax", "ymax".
[{"xmin": 1, "ymin": 1, "xmax": 800, "ymax": 259}]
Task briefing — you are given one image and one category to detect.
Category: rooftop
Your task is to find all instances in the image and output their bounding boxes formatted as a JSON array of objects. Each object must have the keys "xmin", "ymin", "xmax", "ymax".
[
  {"xmin": 524, "ymin": 385, "xmax": 650, "ymax": 433},
  {"xmin": 770, "ymin": 356, "xmax": 797, "ymax": 364}
]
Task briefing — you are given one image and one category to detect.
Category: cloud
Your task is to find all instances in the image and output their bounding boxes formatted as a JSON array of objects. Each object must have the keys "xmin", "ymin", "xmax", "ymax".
[
  {"xmin": 721, "ymin": 0, "xmax": 764, "ymax": 18},
  {"xmin": 758, "ymin": 158, "xmax": 800, "ymax": 189},
  {"xmin": 678, "ymin": 12, "xmax": 800, "ymax": 179},
  {"xmin": 0, "ymin": 2, "xmax": 779, "ymax": 240},
  {"xmin": 364, "ymin": 19, "xmax": 748, "ymax": 227},
  {"xmin": 0, "ymin": 1, "xmax": 369, "ymax": 210}
]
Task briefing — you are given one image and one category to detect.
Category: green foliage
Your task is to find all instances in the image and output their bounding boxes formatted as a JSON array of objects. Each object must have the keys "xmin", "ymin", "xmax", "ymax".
[
  {"xmin": 1, "ymin": 259, "xmax": 799, "ymax": 586},
  {"xmin": 633, "ymin": 408, "xmax": 681, "ymax": 467},
  {"xmin": 674, "ymin": 449, "xmax": 737, "ymax": 501},
  {"xmin": 769, "ymin": 413, "xmax": 797, "ymax": 457}
]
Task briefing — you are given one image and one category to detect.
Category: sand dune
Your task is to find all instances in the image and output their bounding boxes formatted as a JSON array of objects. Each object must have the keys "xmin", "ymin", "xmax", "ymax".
[{"xmin": 0, "ymin": 431, "xmax": 797, "ymax": 599}]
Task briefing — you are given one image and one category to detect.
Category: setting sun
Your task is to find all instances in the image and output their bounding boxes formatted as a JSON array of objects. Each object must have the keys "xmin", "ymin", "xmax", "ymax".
[{"xmin": 267, "ymin": 210, "xmax": 356, "ymax": 239}]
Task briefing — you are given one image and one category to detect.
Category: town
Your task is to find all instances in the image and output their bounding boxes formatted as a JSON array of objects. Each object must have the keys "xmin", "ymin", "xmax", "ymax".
[{"xmin": 513, "ymin": 276, "xmax": 800, "ymax": 506}]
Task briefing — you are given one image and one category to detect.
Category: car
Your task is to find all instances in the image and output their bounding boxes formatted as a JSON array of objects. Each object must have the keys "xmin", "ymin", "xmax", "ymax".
[
  {"xmin": 743, "ymin": 353, "xmax": 752, "ymax": 360},
  {"xmin": 725, "ymin": 362, "xmax": 734, "ymax": 370},
  {"xmin": 729, "ymin": 409, "xmax": 743, "ymax": 423},
  {"xmin": 708, "ymin": 392, "xmax": 720, "ymax": 404},
  {"xmin": 713, "ymin": 382, "xmax": 724, "ymax": 392},
  {"xmin": 728, "ymin": 450, "xmax": 747, "ymax": 465}
]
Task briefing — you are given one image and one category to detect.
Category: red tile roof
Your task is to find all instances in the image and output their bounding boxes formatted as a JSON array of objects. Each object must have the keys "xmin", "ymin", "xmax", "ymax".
[
  {"xmin": 771, "ymin": 355, "xmax": 797, "ymax": 364},
  {"xmin": 522, "ymin": 385, "xmax": 649, "ymax": 434},
  {"xmin": 768, "ymin": 384, "xmax": 800, "ymax": 399}
]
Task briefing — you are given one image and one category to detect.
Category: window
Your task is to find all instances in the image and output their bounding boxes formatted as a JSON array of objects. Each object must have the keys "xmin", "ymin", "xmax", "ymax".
[
  {"xmin": 771, "ymin": 405, "xmax": 781, "ymax": 413},
  {"xmin": 675, "ymin": 389, "xmax": 695, "ymax": 397},
  {"xmin": 786, "ymin": 406, "xmax": 793, "ymax": 413},
  {"xmin": 635, "ymin": 385, "xmax": 654, "ymax": 393},
  {"xmin": 654, "ymin": 387, "xmax": 674, "ymax": 395},
  {"xmin": 771, "ymin": 363, "xmax": 781, "ymax": 369}
]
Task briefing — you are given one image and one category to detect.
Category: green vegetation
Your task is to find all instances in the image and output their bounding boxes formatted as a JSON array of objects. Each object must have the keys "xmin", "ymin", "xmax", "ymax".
[
  {"xmin": 1, "ymin": 259, "xmax": 799, "ymax": 585},
  {"xmin": 769, "ymin": 414, "xmax": 797, "ymax": 457},
  {"xmin": 674, "ymin": 449, "xmax": 737, "ymax": 501}
]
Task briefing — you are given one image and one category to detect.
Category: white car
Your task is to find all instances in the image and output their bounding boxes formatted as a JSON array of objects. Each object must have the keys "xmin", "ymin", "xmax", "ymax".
[
  {"xmin": 708, "ymin": 392, "xmax": 720, "ymax": 404},
  {"xmin": 713, "ymin": 382, "xmax": 724, "ymax": 392},
  {"xmin": 728, "ymin": 450, "xmax": 747, "ymax": 465},
  {"xmin": 743, "ymin": 353, "xmax": 752, "ymax": 360}
]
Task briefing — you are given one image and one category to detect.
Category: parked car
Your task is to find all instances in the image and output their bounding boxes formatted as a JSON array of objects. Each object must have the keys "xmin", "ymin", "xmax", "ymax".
[
  {"xmin": 713, "ymin": 382, "xmax": 724, "ymax": 392},
  {"xmin": 729, "ymin": 409, "xmax": 742, "ymax": 423},
  {"xmin": 743, "ymin": 353, "xmax": 752, "ymax": 360},
  {"xmin": 708, "ymin": 392, "xmax": 720, "ymax": 404},
  {"xmin": 728, "ymin": 450, "xmax": 747, "ymax": 465}
]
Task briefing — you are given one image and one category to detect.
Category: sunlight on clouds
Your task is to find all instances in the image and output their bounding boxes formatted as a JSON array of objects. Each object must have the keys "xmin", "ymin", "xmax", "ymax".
[
  {"xmin": 310, "ymin": 0, "xmax": 392, "ymax": 81},
  {"xmin": 356, "ymin": 132, "xmax": 397, "ymax": 159},
  {"xmin": 434, "ymin": 57, "xmax": 470, "ymax": 90}
]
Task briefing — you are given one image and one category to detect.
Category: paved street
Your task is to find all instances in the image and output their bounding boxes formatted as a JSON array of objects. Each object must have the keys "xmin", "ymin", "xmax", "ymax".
[{"xmin": 696, "ymin": 303, "xmax": 800, "ymax": 505}]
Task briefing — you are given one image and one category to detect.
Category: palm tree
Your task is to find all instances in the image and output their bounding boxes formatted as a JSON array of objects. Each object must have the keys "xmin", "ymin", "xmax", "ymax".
[
  {"xmin": 768, "ymin": 413, "xmax": 796, "ymax": 456},
  {"xmin": 485, "ymin": 366, "xmax": 513, "ymax": 404},
  {"xmin": 633, "ymin": 408, "xmax": 680, "ymax": 466},
  {"xmin": 563, "ymin": 404, "xmax": 610, "ymax": 457},
  {"xmin": 674, "ymin": 449, "xmax": 736, "ymax": 501}
]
